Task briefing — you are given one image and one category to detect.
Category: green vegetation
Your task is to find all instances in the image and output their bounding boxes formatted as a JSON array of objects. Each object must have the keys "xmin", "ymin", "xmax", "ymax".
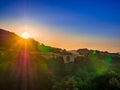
[{"xmin": 0, "ymin": 29, "xmax": 120, "ymax": 90}]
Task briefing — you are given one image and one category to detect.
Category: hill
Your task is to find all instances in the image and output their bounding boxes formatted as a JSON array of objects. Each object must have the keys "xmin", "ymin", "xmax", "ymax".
[{"xmin": 0, "ymin": 29, "xmax": 120, "ymax": 90}]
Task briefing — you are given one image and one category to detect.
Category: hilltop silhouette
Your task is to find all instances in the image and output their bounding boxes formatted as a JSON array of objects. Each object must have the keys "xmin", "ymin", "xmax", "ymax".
[{"xmin": 0, "ymin": 29, "xmax": 120, "ymax": 90}]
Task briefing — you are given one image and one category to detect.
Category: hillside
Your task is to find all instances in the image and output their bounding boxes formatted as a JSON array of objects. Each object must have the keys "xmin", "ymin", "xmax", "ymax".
[{"xmin": 0, "ymin": 29, "xmax": 120, "ymax": 90}]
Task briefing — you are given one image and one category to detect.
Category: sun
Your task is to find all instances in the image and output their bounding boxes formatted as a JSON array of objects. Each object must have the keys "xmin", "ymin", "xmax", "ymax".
[{"xmin": 22, "ymin": 32, "xmax": 30, "ymax": 39}]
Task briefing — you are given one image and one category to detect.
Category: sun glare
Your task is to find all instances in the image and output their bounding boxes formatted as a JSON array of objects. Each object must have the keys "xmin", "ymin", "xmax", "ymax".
[{"xmin": 22, "ymin": 32, "xmax": 30, "ymax": 39}]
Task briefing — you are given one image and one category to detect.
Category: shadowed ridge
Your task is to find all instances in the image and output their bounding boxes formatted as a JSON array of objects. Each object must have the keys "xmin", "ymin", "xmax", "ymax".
[{"xmin": 0, "ymin": 29, "xmax": 21, "ymax": 47}]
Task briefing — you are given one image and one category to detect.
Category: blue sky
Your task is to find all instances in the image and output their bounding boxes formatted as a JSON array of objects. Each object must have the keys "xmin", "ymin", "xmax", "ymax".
[{"xmin": 0, "ymin": 0, "xmax": 120, "ymax": 52}]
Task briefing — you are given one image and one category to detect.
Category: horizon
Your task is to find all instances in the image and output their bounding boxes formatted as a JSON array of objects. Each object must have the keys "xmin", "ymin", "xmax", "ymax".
[
  {"xmin": 0, "ymin": 1, "xmax": 120, "ymax": 89},
  {"xmin": 0, "ymin": 28, "xmax": 119, "ymax": 53},
  {"xmin": 0, "ymin": 0, "xmax": 120, "ymax": 52}
]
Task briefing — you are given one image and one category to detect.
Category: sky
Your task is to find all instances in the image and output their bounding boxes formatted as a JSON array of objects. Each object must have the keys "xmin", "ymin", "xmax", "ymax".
[{"xmin": 0, "ymin": 0, "xmax": 120, "ymax": 52}]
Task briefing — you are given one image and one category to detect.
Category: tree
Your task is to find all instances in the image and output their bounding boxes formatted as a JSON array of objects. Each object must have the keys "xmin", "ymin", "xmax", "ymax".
[{"xmin": 66, "ymin": 77, "xmax": 78, "ymax": 90}]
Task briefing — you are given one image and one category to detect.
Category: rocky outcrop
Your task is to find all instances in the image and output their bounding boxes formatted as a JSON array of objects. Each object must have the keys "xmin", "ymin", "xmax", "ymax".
[{"xmin": 63, "ymin": 55, "xmax": 77, "ymax": 63}]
